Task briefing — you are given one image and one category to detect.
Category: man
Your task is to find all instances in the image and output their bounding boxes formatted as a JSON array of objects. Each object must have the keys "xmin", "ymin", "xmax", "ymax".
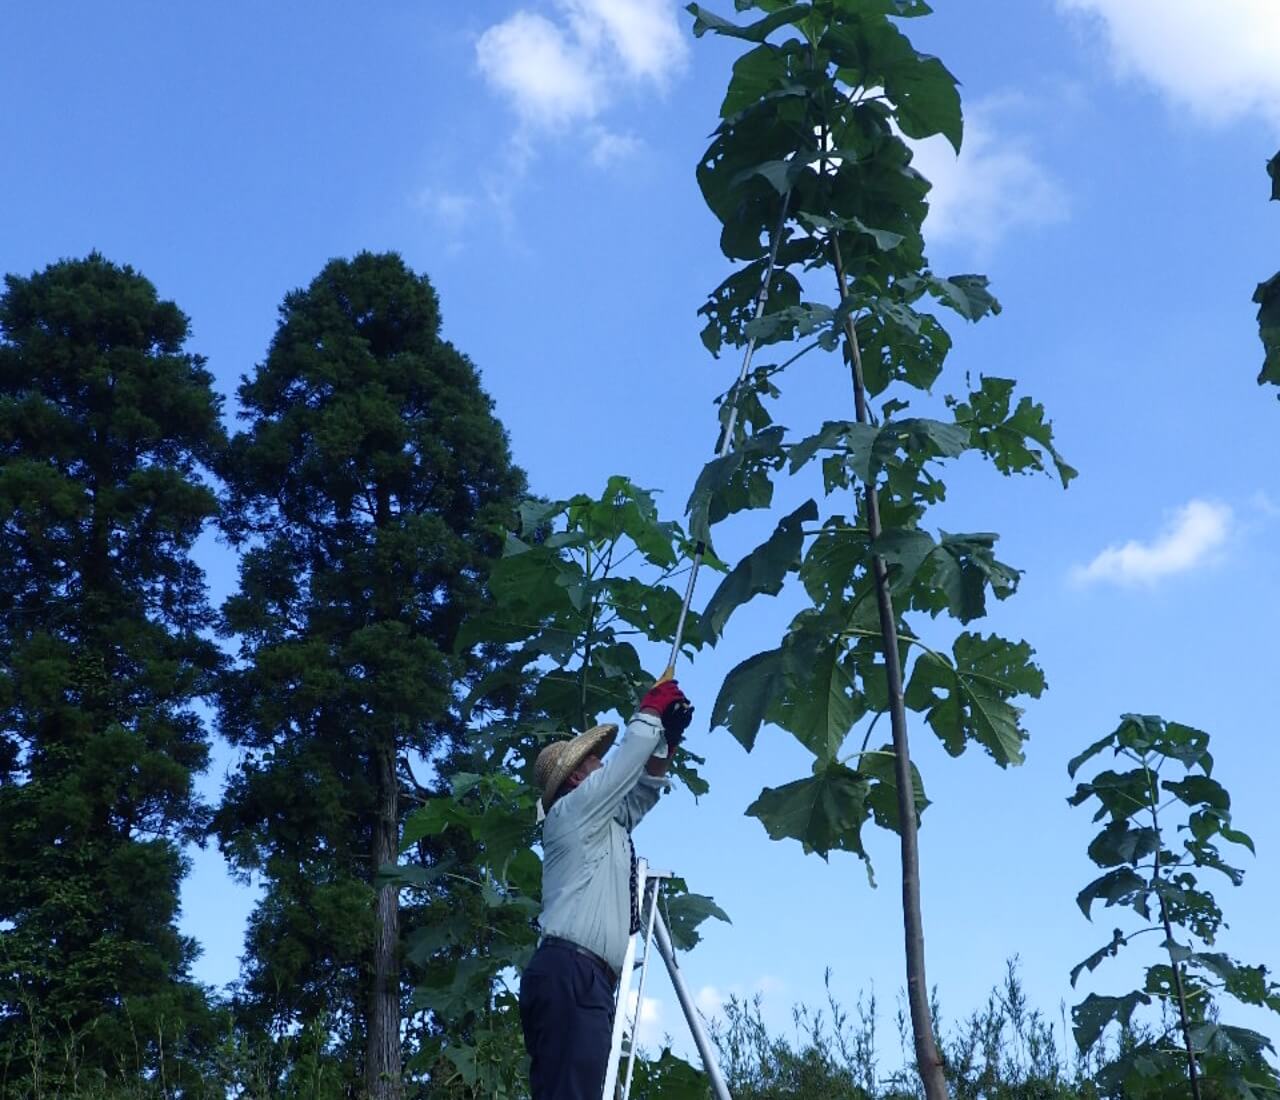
[{"xmin": 519, "ymin": 680, "xmax": 694, "ymax": 1100}]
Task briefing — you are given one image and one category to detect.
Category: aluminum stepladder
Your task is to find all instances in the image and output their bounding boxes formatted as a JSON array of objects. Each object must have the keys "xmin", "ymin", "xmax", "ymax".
[{"xmin": 601, "ymin": 859, "xmax": 732, "ymax": 1100}]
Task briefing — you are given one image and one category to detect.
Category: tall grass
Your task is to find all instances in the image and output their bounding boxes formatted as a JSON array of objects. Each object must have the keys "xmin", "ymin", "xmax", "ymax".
[{"xmin": 708, "ymin": 959, "xmax": 1126, "ymax": 1100}]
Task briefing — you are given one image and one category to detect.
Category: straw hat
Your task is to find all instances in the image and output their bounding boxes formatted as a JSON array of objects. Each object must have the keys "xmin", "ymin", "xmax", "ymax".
[{"xmin": 533, "ymin": 723, "xmax": 618, "ymax": 813}]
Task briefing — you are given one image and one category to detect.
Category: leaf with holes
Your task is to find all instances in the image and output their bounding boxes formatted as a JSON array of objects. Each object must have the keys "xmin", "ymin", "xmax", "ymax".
[
  {"xmin": 1072, "ymin": 991, "xmax": 1150, "ymax": 1051},
  {"xmin": 951, "ymin": 376, "xmax": 1076, "ymax": 487},
  {"xmin": 904, "ymin": 632, "xmax": 1045, "ymax": 765}
]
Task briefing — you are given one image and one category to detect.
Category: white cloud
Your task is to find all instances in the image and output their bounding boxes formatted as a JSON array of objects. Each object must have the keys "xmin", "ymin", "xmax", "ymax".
[
  {"xmin": 412, "ymin": 188, "xmax": 476, "ymax": 232},
  {"xmin": 1072, "ymin": 499, "xmax": 1233, "ymax": 587},
  {"xmin": 694, "ymin": 974, "xmax": 783, "ymax": 1020},
  {"xmin": 1058, "ymin": 0, "xmax": 1280, "ymax": 128},
  {"xmin": 625, "ymin": 990, "xmax": 667, "ymax": 1049},
  {"xmin": 695, "ymin": 984, "xmax": 726, "ymax": 1017},
  {"xmin": 476, "ymin": 11, "xmax": 603, "ymax": 130},
  {"xmin": 589, "ymin": 127, "xmax": 643, "ymax": 167},
  {"xmin": 476, "ymin": 1, "xmax": 688, "ymax": 138},
  {"xmin": 561, "ymin": 0, "xmax": 688, "ymax": 84},
  {"xmin": 1250, "ymin": 490, "xmax": 1280, "ymax": 518},
  {"xmin": 910, "ymin": 102, "xmax": 1069, "ymax": 257}
]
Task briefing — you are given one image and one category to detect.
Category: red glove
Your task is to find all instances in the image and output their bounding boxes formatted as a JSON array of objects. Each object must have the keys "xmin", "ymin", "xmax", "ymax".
[
  {"xmin": 640, "ymin": 680, "xmax": 685, "ymax": 717},
  {"xmin": 640, "ymin": 680, "xmax": 695, "ymax": 747}
]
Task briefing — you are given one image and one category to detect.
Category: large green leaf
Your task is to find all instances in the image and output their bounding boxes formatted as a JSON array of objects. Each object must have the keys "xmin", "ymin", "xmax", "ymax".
[
  {"xmin": 719, "ymin": 41, "xmax": 803, "ymax": 120},
  {"xmin": 858, "ymin": 746, "xmax": 929, "ymax": 832},
  {"xmin": 1087, "ymin": 822, "xmax": 1160, "ymax": 868},
  {"xmin": 903, "ymin": 632, "xmax": 1044, "ymax": 765},
  {"xmin": 789, "ymin": 417, "xmax": 968, "ymax": 486},
  {"xmin": 1163, "ymin": 774, "xmax": 1230, "ymax": 813},
  {"xmin": 686, "ymin": 426, "xmax": 786, "ymax": 544},
  {"xmin": 746, "ymin": 761, "xmax": 872, "ymax": 859},
  {"xmin": 711, "ymin": 615, "xmax": 863, "ymax": 756},
  {"xmin": 663, "ymin": 886, "xmax": 732, "ymax": 952},
  {"xmin": 799, "ymin": 519, "xmax": 870, "ymax": 603},
  {"xmin": 771, "ymin": 637, "xmax": 865, "ymax": 760},
  {"xmin": 479, "ymin": 541, "xmax": 582, "ymax": 633},
  {"xmin": 1068, "ymin": 768, "xmax": 1155, "ymax": 824},
  {"xmin": 823, "ymin": 18, "xmax": 962, "ymax": 151},
  {"xmin": 871, "ymin": 526, "xmax": 936, "ymax": 595},
  {"xmin": 745, "ymin": 299, "xmax": 854, "ymax": 349},
  {"xmin": 711, "ymin": 646, "xmax": 789, "ymax": 751},
  {"xmin": 796, "ymin": 209, "xmax": 906, "ymax": 251},
  {"xmin": 951, "ymin": 376, "xmax": 1076, "ymax": 487},
  {"xmin": 1072, "ymin": 991, "xmax": 1150, "ymax": 1051},
  {"xmin": 1067, "ymin": 729, "xmax": 1118, "ymax": 780},
  {"xmin": 878, "ymin": 417, "xmax": 971, "ymax": 466},
  {"xmin": 877, "ymin": 528, "xmax": 1020, "ymax": 622},
  {"xmin": 629, "ymin": 1048, "xmax": 710, "ymax": 1099},
  {"xmin": 857, "ymin": 306, "xmax": 951, "ymax": 396},
  {"xmin": 925, "ymin": 531, "xmax": 1020, "ymax": 622},
  {"xmin": 1254, "ymin": 272, "xmax": 1280, "ymax": 388},
  {"xmin": 607, "ymin": 577, "xmax": 706, "ymax": 650},
  {"xmin": 789, "ymin": 420, "xmax": 879, "ymax": 479},
  {"xmin": 1114, "ymin": 716, "xmax": 1216, "ymax": 778},
  {"xmin": 1075, "ymin": 867, "xmax": 1150, "ymax": 920},
  {"xmin": 1069, "ymin": 928, "xmax": 1128, "ymax": 987},
  {"xmin": 702, "ymin": 499, "xmax": 816, "ymax": 639},
  {"xmin": 1188, "ymin": 953, "xmax": 1280, "ymax": 1009},
  {"xmin": 688, "ymin": 2, "xmax": 810, "ymax": 42},
  {"xmin": 925, "ymin": 273, "xmax": 1001, "ymax": 321}
]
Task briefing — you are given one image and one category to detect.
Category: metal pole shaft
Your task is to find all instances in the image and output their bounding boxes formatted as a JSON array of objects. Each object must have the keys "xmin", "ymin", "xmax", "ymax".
[
  {"xmin": 652, "ymin": 911, "xmax": 733, "ymax": 1100},
  {"xmin": 662, "ymin": 197, "xmax": 792, "ymax": 678}
]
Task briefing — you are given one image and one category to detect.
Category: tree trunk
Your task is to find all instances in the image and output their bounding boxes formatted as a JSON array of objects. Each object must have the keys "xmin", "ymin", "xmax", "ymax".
[
  {"xmin": 366, "ymin": 736, "xmax": 402, "ymax": 1100},
  {"xmin": 834, "ymin": 243, "xmax": 949, "ymax": 1100}
]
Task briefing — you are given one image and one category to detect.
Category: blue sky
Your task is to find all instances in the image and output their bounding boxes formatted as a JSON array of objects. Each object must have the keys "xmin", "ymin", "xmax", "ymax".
[{"xmin": 4, "ymin": 0, "xmax": 1280, "ymax": 1069}]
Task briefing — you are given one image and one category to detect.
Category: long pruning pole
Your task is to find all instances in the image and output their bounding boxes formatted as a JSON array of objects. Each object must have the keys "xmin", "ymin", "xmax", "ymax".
[
  {"xmin": 832, "ymin": 237, "xmax": 949, "ymax": 1100},
  {"xmin": 660, "ymin": 197, "xmax": 792, "ymax": 682}
]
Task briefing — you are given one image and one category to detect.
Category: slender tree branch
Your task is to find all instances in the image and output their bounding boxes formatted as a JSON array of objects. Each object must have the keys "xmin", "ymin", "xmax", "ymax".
[
  {"xmin": 1144, "ymin": 758, "xmax": 1203, "ymax": 1100},
  {"xmin": 832, "ymin": 229, "xmax": 948, "ymax": 1100}
]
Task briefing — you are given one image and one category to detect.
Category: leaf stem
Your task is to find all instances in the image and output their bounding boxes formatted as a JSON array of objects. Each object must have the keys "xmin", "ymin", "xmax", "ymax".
[{"xmin": 859, "ymin": 709, "xmax": 885, "ymax": 755}]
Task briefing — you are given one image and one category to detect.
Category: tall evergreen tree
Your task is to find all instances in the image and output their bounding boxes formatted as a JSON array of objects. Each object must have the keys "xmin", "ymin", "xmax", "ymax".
[
  {"xmin": 0, "ymin": 254, "xmax": 225, "ymax": 1088},
  {"xmin": 215, "ymin": 252, "xmax": 525, "ymax": 1099}
]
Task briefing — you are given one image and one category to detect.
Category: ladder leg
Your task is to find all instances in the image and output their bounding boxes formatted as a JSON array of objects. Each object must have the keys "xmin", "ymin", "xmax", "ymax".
[
  {"xmin": 601, "ymin": 926, "xmax": 638, "ymax": 1100},
  {"xmin": 619, "ymin": 876, "xmax": 663, "ymax": 1100},
  {"xmin": 652, "ymin": 910, "xmax": 734, "ymax": 1100},
  {"xmin": 602, "ymin": 860, "xmax": 653, "ymax": 1100}
]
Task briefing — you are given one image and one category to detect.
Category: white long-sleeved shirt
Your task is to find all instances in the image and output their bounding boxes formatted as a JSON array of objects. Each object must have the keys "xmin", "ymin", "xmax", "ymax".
[{"xmin": 538, "ymin": 711, "xmax": 670, "ymax": 973}]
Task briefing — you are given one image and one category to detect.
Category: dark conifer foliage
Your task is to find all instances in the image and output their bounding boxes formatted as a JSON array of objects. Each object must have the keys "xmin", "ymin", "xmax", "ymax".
[
  {"xmin": 0, "ymin": 254, "xmax": 226, "ymax": 1084},
  {"xmin": 214, "ymin": 252, "xmax": 525, "ymax": 1098}
]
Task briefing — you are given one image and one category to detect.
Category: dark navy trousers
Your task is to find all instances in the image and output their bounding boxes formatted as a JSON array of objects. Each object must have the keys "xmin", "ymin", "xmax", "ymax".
[{"xmin": 520, "ymin": 940, "xmax": 617, "ymax": 1100}]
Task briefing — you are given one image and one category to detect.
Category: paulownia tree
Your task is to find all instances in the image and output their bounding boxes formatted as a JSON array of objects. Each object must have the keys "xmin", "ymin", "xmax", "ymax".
[
  {"xmin": 684, "ymin": 3, "xmax": 1073, "ymax": 1096},
  {"xmin": 0, "ymin": 255, "xmax": 225, "ymax": 1089},
  {"xmin": 394, "ymin": 477, "xmax": 727, "ymax": 1097},
  {"xmin": 1068, "ymin": 715, "xmax": 1280, "ymax": 1098},
  {"xmin": 214, "ymin": 252, "xmax": 525, "ymax": 1100}
]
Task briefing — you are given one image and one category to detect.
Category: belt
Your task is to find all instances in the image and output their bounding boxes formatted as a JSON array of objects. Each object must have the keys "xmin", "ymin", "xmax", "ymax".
[{"xmin": 540, "ymin": 935, "xmax": 619, "ymax": 988}]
